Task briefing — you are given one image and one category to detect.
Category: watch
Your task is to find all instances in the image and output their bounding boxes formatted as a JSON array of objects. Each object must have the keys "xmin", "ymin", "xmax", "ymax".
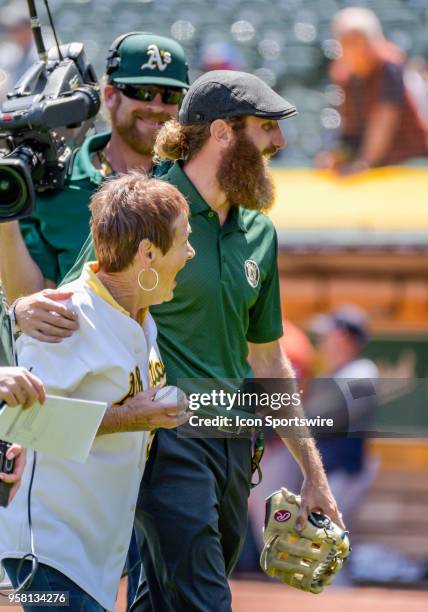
[{"xmin": 8, "ymin": 297, "xmax": 22, "ymax": 336}]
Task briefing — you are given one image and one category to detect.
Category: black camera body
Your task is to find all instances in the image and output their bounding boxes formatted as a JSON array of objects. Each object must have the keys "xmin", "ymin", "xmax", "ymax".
[
  {"xmin": 0, "ymin": 42, "xmax": 100, "ymax": 222},
  {"xmin": 0, "ymin": 438, "xmax": 14, "ymax": 507}
]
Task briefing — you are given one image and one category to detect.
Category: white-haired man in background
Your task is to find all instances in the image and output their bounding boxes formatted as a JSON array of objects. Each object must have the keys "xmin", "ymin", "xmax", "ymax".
[{"xmin": 317, "ymin": 6, "xmax": 428, "ymax": 175}]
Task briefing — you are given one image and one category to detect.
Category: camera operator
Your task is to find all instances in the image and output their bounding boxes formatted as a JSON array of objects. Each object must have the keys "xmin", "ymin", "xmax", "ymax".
[{"xmin": 0, "ymin": 32, "xmax": 189, "ymax": 304}]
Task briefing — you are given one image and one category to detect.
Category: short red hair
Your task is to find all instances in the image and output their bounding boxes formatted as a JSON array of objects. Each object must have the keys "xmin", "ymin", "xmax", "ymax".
[{"xmin": 90, "ymin": 171, "xmax": 189, "ymax": 273}]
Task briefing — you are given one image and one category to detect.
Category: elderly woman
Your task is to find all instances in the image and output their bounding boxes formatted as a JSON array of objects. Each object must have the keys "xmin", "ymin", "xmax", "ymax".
[{"xmin": 0, "ymin": 172, "xmax": 194, "ymax": 611}]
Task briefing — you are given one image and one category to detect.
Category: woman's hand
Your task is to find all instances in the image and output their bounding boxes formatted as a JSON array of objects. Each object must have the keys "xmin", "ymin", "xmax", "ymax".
[
  {"xmin": 122, "ymin": 387, "xmax": 190, "ymax": 430},
  {"xmin": 15, "ymin": 289, "xmax": 79, "ymax": 342},
  {"xmin": 0, "ymin": 366, "xmax": 45, "ymax": 408},
  {"xmin": 98, "ymin": 387, "xmax": 190, "ymax": 434},
  {"xmin": 0, "ymin": 444, "xmax": 27, "ymax": 504}
]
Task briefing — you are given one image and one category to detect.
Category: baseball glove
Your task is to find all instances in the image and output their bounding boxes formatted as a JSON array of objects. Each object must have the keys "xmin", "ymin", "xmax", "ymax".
[{"xmin": 260, "ymin": 487, "xmax": 351, "ymax": 594}]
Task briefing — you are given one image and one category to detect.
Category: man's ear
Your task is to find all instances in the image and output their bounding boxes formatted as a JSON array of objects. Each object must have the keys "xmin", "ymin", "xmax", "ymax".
[
  {"xmin": 104, "ymin": 83, "xmax": 118, "ymax": 110},
  {"xmin": 210, "ymin": 119, "xmax": 234, "ymax": 147}
]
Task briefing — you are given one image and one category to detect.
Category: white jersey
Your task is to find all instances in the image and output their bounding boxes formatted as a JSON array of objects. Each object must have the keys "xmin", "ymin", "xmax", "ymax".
[
  {"xmin": 0, "ymin": 263, "xmax": 166, "ymax": 610},
  {"xmin": 334, "ymin": 358, "xmax": 379, "ymax": 380}
]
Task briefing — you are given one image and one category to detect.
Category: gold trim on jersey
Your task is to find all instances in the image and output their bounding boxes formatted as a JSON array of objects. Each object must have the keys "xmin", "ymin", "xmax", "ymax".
[
  {"xmin": 148, "ymin": 348, "xmax": 166, "ymax": 388},
  {"xmin": 113, "ymin": 366, "xmax": 144, "ymax": 407}
]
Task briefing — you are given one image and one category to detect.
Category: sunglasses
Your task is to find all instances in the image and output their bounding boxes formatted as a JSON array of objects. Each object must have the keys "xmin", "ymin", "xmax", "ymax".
[{"xmin": 114, "ymin": 83, "xmax": 186, "ymax": 105}]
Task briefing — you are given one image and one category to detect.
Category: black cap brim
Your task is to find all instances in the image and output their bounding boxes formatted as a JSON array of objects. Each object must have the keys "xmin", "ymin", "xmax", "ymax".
[{"xmin": 252, "ymin": 106, "xmax": 298, "ymax": 120}]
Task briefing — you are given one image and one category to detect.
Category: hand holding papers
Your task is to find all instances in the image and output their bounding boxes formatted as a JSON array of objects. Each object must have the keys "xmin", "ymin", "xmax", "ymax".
[{"xmin": 0, "ymin": 395, "xmax": 107, "ymax": 463}]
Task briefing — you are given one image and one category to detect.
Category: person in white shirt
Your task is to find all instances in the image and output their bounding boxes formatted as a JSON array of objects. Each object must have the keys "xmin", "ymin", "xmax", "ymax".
[
  {"xmin": 0, "ymin": 171, "xmax": 194, "ymax": 611},
  {"xmin": 310, "ymin": 305, "xmax": 379, "ymax": 528}
]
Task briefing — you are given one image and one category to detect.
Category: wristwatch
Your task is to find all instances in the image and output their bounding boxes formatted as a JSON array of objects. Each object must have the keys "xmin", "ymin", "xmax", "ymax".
[{"xmin": 8, "ymin": 297, "xmax": 22, "ymax": 336}]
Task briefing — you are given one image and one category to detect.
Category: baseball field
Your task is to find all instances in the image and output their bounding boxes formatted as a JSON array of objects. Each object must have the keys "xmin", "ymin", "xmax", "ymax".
[
  {"xmin": 112, "ymin": 579, "xmax": 428, "ymax": 612},
  {"xmin": 5, "ymin": 579, "xmax": 428, "ymax": 612}
]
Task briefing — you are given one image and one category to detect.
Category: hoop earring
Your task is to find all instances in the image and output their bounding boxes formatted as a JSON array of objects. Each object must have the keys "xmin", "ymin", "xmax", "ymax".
[{"xmin": 138, "ymin": 268, "xmax": 159, "ymax": 291}]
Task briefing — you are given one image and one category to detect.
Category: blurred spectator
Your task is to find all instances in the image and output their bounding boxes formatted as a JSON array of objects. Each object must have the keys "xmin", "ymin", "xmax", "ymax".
[
  {"xmin": 308, "ymin": 305, "xmax": 379, "ymax": 528},
  {"xmin": 0, "ymin": 2, "xmax": 37, "ymax": 99},
  {"xmin": 280, "ymin": 320, "xmax": 316, "ymax": 383},
  {"xmin": 317, "ymin": 7, "xmax": 428, "ymax": 175},
  {"xmin": 198, "ymin": 41, "xmax": 243, "ymax": 73},
  {"xmin": 405, "ymin": 55, "xmax": 428, "ymax": 120}
]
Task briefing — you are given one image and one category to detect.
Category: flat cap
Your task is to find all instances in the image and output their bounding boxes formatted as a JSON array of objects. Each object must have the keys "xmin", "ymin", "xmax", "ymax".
[{"xmin": 179, "ymin": 70, "xmax": 297, "ymax": 124}]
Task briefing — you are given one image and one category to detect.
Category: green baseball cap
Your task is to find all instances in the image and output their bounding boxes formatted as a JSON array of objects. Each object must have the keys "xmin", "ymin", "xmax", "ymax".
[{"xmin": 106, "ymin": 32, "xmax": 189, "ymax": 88}]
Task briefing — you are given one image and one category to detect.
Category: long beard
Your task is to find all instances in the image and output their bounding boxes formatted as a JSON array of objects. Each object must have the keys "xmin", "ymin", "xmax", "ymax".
[{"xmin": 216, "ymin": 134, "xmax": 276, "ymax": 212}]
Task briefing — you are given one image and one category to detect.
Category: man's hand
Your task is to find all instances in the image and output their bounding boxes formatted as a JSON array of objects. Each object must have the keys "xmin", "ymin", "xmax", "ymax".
[
  {"xmin": 335, "ymin": 159, "xmax": 369, "ymax": 176},
  {"xmin": 296, "ymin": 474, "xmax": 345, "ymax": 531},
  {"xmin": 0, "ymin": 444, "xmax": 27, "ymax": 504},
  {"xmin": 315, "ymin": 149, "xmax": 343, "ymax": 170},
  {"xmin": 98, "ymin": 387, "xmax": 190, "ymax": 434},
  {"xmin": 0, "ymin": 366, "xmax": 45, "ymax": 409},
  {"xmin": 15, "ymin": 289, "xmax": 79, "ymax": 342}
]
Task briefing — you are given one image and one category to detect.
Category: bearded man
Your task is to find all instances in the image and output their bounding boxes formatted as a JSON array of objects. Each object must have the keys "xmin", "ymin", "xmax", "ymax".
[{"xmin": 16, "ymin": 71, "xmax": 343, "ymax": 611}]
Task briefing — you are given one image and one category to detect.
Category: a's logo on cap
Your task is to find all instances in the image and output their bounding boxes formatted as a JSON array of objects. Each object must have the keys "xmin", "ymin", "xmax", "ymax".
[
  {"xmin": 244, "ymin": 259, "xmax": 260, "ymax": 288},
  {"xmin": 141, "ymin": 44, "xmax": 172, "ymax": 72}
]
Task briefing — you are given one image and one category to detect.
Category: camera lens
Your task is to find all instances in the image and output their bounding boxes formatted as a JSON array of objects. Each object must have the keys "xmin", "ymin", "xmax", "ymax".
[{"xmin": 0, "ymin": 166, "xmax": 28, "ymax": 218}]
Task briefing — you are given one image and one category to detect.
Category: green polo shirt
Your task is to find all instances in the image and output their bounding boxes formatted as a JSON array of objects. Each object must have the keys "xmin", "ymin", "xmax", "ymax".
[
  {"xmin": 20, "ymin": 131, "xmax": 168, "ymax": 285},
  {"xmin": 63, "ymin": 162, "xmax": 283, "ymax": 384}
]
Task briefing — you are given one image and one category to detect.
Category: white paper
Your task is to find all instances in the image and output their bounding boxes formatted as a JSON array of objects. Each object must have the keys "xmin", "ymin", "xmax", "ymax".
[{"xmin": 0, "ymin": 394, "xmax": 107, "ymax": 463}]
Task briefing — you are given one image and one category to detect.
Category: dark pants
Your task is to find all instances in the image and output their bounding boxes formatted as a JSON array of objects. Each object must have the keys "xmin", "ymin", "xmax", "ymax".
[
  {"xmin": 126, "ymin": 528, "xmax": 143, "ymax": 609},
  {"xmin": 130, "ymin": 429, "xmax": 252, "ymax": 612},
  {"xmin": 2, "ymin": 559, "xmax": 105, "ymax": 612}
]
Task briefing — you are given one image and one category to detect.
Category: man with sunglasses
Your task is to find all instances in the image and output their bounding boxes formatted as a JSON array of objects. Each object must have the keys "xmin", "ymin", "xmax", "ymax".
[{"xmin": 0, "ymin": 32, "xmax": 189, "ymax": 305}]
